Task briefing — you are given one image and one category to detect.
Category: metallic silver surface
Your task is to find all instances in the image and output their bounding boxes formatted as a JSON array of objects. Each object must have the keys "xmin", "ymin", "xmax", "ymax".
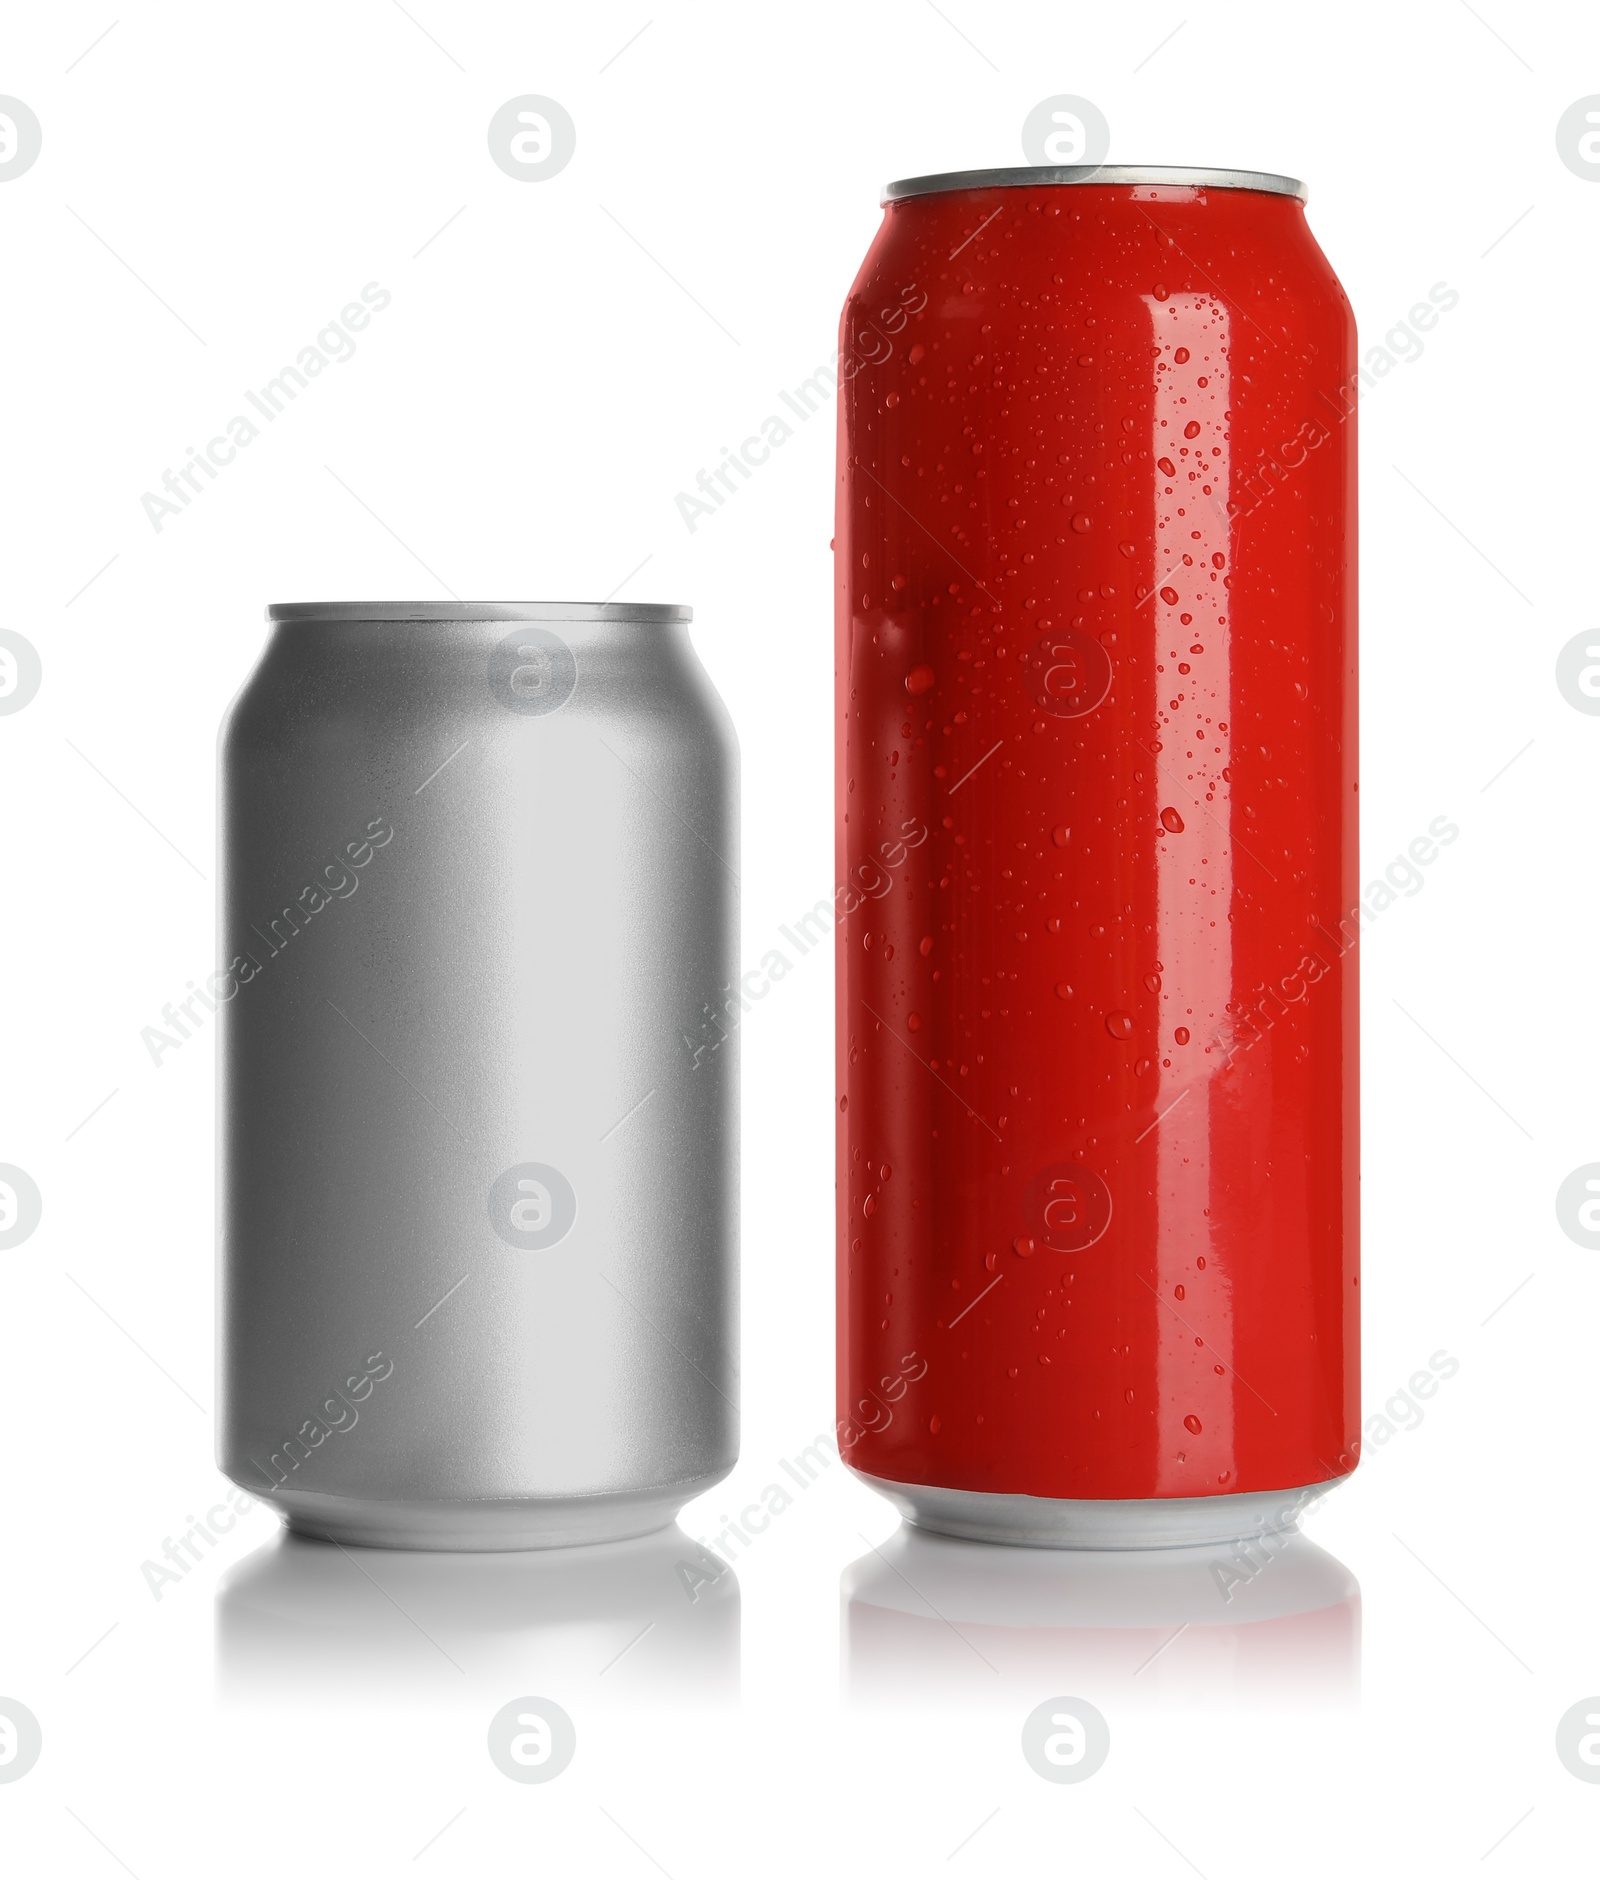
[
  {"xmin": 853, "ymin": 1470, "xmax": 1337, "ymax": 1550},
  {"xmin": 218, "ymin": 601, "xmax": 738, "ymax": 1550},
  {"xmin": 883, "ymin": 165, "xmax": 1308, "ymax": 203},
  {"xmin": 270, "ymin": 1482, "xmax": 711, "ymax": 1552},
  {"xmin": 266, "ymin": 601, "xmax": 692, "ymax": 625}
]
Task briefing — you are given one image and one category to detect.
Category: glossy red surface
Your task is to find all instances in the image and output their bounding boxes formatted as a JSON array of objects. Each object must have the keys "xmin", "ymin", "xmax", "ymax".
[{"xmin": 835, "ymin": 180, "xmax": 1358, "ymax": 1501}]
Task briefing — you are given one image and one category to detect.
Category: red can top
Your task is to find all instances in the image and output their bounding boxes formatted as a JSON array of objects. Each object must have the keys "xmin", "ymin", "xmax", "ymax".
[{"xmin": 882, "ymin": 164, "xmax": 1307, "ymax": 204}]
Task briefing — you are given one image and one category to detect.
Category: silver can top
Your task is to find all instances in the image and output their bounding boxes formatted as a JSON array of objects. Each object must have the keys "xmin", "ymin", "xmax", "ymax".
[
  {"xmin": 265, "ymin": 601, "xmax": 692, "ymax": 624},
  {"xmin": 883, "ymin": 165, "xmax": 1307, "ymax": 203}
]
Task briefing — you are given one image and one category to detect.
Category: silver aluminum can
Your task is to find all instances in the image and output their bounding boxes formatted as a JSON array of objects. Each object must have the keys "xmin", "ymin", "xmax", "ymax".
[{"xmin": 217, "ymin": 601, "xmax": 738, "ymax": 1550}]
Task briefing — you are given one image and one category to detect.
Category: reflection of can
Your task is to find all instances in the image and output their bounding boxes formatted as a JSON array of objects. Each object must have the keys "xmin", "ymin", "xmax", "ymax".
[
  {"xmin": 219, "ymin": 602, "xmax": 738, "ymax": 1549},
  {"xmin": 841, "ymin": 1525, "xmax": 1360, "ymax": 1704},
  {"xmin": 835, "ymin": 168, "xmax": 1358, "ymax": 1546}
]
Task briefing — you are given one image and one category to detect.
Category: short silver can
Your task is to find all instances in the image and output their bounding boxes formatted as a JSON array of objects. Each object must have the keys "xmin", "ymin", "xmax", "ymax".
[{"xmin": 217, "ymin": 601, "xmax": 738, "ymax": 1550}]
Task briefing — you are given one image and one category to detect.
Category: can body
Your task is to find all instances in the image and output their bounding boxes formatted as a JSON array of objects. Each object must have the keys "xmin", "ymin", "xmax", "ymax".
[
  {"xmin": 219, "ymin": 602, "xmax": 738, "ymax": 1550},
  {"xmin": 835, "ymin": 172, "xmax": 1358, "ymax": 1545}
]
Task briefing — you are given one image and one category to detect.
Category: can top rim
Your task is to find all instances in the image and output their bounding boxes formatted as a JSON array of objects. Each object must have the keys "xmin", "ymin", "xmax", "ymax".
[
  {"xmin": 883, "ymin": 165, "xmax": 1308, "ymax": 203},
  {"xmin": 265, "ymin": 601, "xmax": 693, "ymax": 625}
]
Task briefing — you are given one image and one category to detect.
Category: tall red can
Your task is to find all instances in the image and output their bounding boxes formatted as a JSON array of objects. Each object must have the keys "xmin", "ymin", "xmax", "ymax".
[{"xmin": 835, "ymin": 166, "xmax": 1358, "ymax": 1547}]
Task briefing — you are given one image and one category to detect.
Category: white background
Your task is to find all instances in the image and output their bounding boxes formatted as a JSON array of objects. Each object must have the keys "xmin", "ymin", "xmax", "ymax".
[{"xmin": 0, "ymin": 0, "xmax": 1595, "ymax": 1871}]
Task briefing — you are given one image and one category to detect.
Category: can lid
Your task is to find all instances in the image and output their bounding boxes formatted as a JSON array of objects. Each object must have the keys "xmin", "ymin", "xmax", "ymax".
[
  {"xmin": 883, "ymin": 165, "xmax": 1307, "ymax": 203},
  {"xmin": 265, "ymin": 601, "xmax": 692, "ymax": 624}
]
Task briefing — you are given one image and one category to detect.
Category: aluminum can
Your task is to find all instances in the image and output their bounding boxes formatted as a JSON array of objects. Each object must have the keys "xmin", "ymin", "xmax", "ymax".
[
  {"xmin": 219, "ymin": 601, "xmax": 738, "ymax": 1549},
  {"xmin": 835, "ymin": 167, "xmax": 1357, "ymax": 1546}
]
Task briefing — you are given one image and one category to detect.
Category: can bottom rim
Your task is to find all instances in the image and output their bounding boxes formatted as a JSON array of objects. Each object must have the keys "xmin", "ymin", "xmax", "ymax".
[
  {"xmin": 851, "ymin": 1467, "xmax": 1345, "ymax": 1551},
  {"xmin": 254, "ymin": 1469, "xmax": 732, "ymax": 1553}
]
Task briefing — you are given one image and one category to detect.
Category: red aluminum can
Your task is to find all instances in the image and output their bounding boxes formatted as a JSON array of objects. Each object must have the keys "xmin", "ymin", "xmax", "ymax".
[{"xmin": 834, "ymin": 166, "xmax": 1357, "ymax": 1547}]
